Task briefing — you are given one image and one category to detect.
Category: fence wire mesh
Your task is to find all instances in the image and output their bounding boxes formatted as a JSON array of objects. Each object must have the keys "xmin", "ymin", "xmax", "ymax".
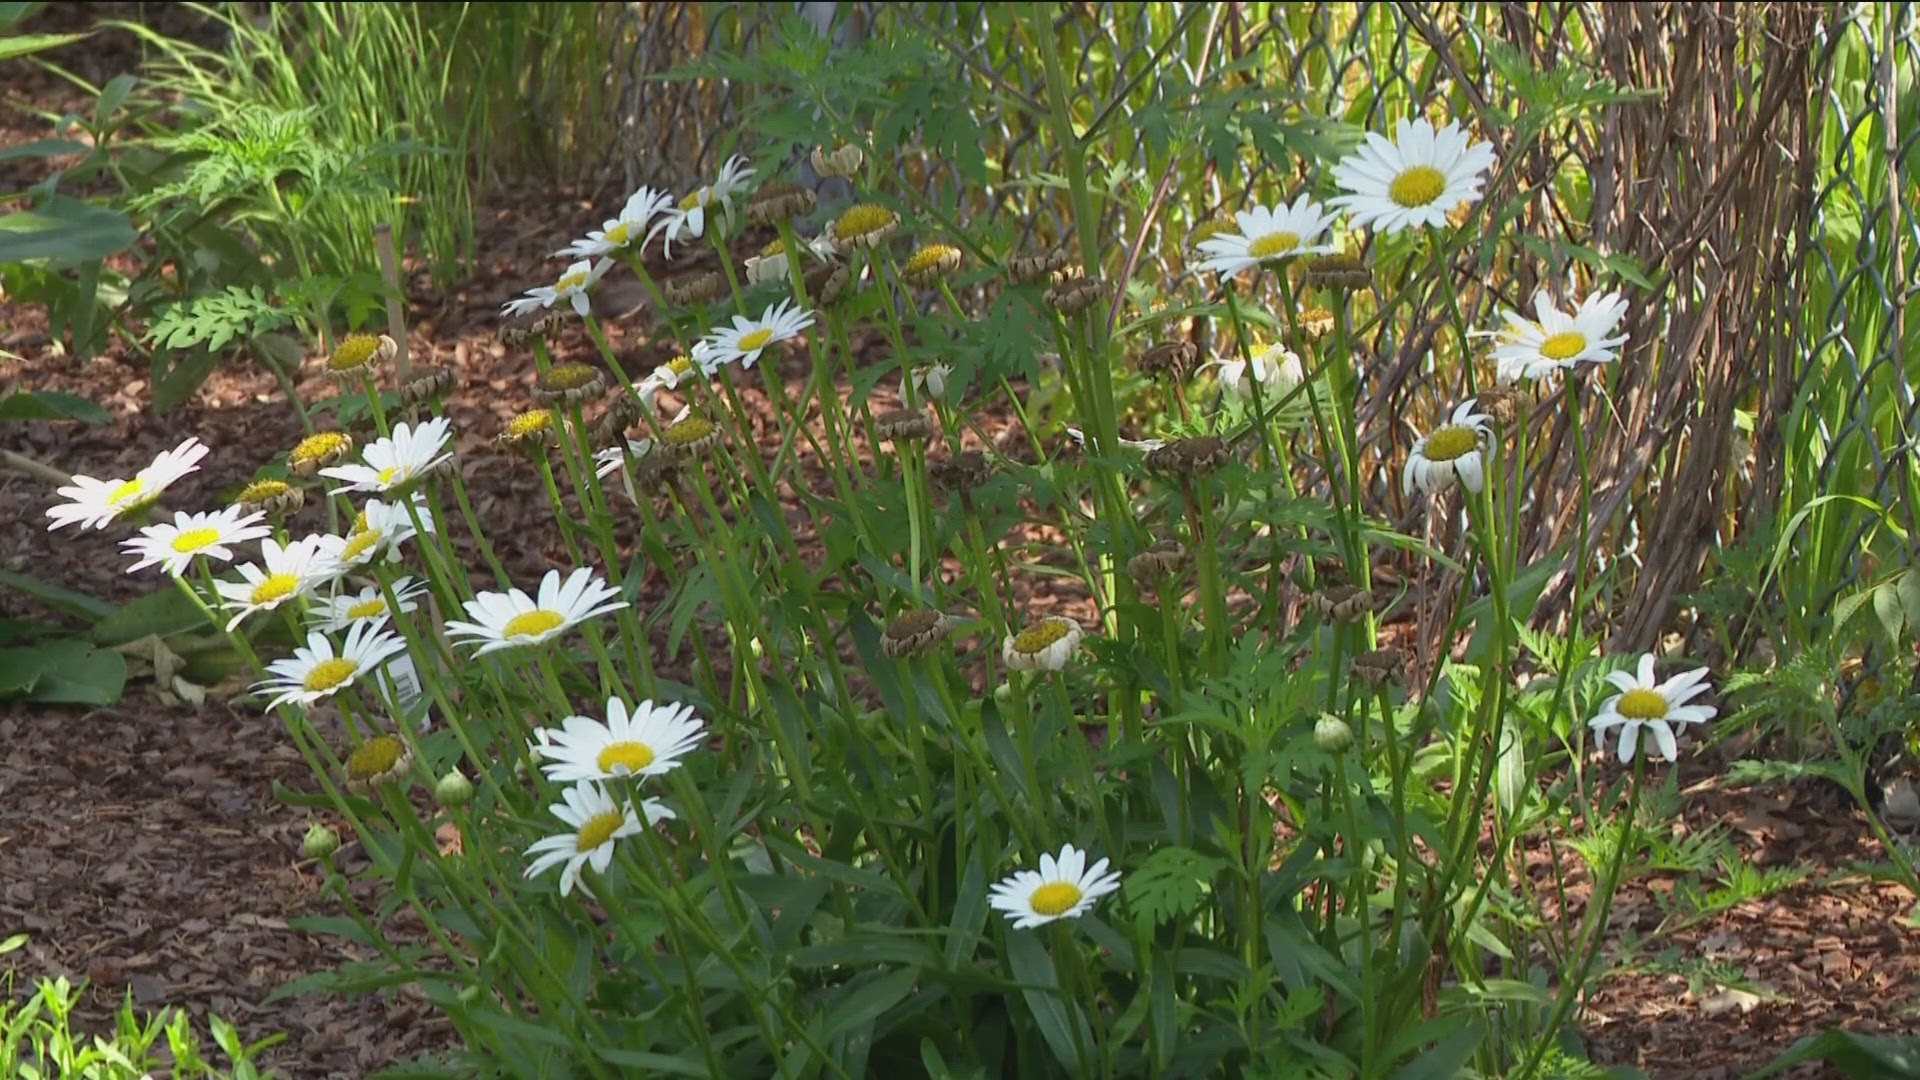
[{"xmin": 604, "ymin": 1, "xmax": 1920, "ymax": 662}]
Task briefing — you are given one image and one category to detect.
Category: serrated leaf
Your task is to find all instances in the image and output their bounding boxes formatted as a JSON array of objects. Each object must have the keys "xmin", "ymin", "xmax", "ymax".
[{"xmin": 1124, "ymin": 846, "xmax": 1228, "ymax": 928}]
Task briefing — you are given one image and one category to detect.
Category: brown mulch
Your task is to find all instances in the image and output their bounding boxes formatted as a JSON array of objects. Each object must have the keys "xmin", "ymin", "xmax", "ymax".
[{"xmin": 5, "ymin": 7, "xmax": 1919, "ymax": 1079}]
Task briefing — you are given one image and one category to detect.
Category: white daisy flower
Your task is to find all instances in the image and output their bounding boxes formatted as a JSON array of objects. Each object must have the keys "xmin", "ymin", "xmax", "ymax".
[
  {"xmin": 121, "ymin": 507, "xmax": 271, "ymax": 577},
  {"xmin": 647, "ymin": 154, "xmax": 757, "ymax": 259},
  {"xmin": 1063, "ymin": 428, "xmax": 1167, "ymax": 453},
  {"xmin": 1588, "ymin": 653, "xmax": 1718, "ymax": 763},
  {"xmin": 555, "ymin": 186, "xmax": 674, "ymax": 260},
  {"xmin": 1206, "ymin": 344, "xmax": 1305, "ymax": 404},
  {"xmin": 523, "ymin": 780, "xmax": 675, "ymax": 897},
  {"xmin": 444, "ymin": 567, "xmax": 628, "ymax": 656},
  {"xmin": 1403, "ymin": 399, "xmax": 1495, "ymax": 497},
  {"xmin": 312, "ymin": 577, "xmax": 427, "ymax": 633},
  {"xmin": 696, "ymin": 297, "xmax": 815, "ymax": 372},
  {"xmin": 533, "ymin": 697, "xmax": 705, "ymax": 784},
  {"xmin": 1491, "ymin": 290, "xmax": 1631, "ymax": 384},
  {"xmin": 313, "ymin": 495, "xmax": 434, "ymax": 570},
  {"xmin": 319, "ymin": 418, "xmax": 455, "ymax": 496},
  {"xmin": 501, "ymin": 258, "xmax": 612, "ymax": 320},
  {"xmin": 987, "ymin": 843, "xmax": 1123, "ymax": 930},
  {"xmin": 1330, "ymin": 118, "xmax": 1498, "ymax": 234},
  {"xmin": 1002, "ymin": 616, "xmax": 1085, "ymax": 672},
  {"xmin": 254, "ymin": 619, "xmax": 409, "ymax": 710},
  {"xmin": 636, "ymin": 357, "xmax": 703, "ymax": 410},
  {"xmin": 744, "ymin": 234, "xmax": 834, "ymax": 285},
  {"xmin": 1194, "ymin": 195, "xmax": 1339, "ymax": 278},
  {"xmin": 46, "ymin": 437, "xmax": 210, "ymax": 531},
  {"xmin": 213, "ymin": 536, "xmax": 344, "ymax": 631}
]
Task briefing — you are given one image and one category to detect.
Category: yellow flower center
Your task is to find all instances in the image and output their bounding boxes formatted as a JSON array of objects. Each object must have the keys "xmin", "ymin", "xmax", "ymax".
[
  {"xmin": 237, "ymin": 480, "xmax": 291, "ymax": 505},
  {"xmin": 541, "ymin": 364, "xmax": 598, "ymax": 391},
  {"xmin": 508, "ymin": 410, "xmax": 555, "ymax": 438},
  {"xmin": 1616, "ymin": 688, "xmax": 1669, "ymax": 720},
  {"xmin": 1538, "ymin": 331, "xmax": 1587, "ymax": 361},
  {"xmin": 1247, "ymin": 231, "xmax": 1301, "ymax": 259},
  {"xmin": 1029, "ymin": 881, "xmax": 1083, "ymax": 916},
  {"xmin": 292, "ymin": 432, "xmax": 351, "ymax": 466},
  {"xmin": 340, "ymin": 529, "xmax": 382, "ymax": 562},
  {"xmin": 249, "ymin": 573, "xmax": 301, "ymax": 606},
  {"xmin": 760, "ymin": 237, "xmax": 787, "ymax": 257},
  {"xmin": 596, "ymin": 741, "xmax": 657, "ymax": 774},
  {"xmin": 661, "ymin": 417, "xmax": 716, "ymax": 448},
  {"xmin": 303, "ymin": 657, "xmax": 360, "ymax": 693},
  {"xmin": 171, "ymin": 527, "xmax": 221, "ymax": 553},
  {"xmin": 109, "ymin": 478, "xmax": 145, "ymax": 506},
  {"xmin": 347, "ymin": 735, "xmax": 405, "ymax": 781},
  {"xmin": 678, "ymin": 187, "xmax": 709, "ymax": 212},
  {"xmin": 502, "ymin": 609, "xmax": 566, "ymax": 639},
  {"xmin": 605, "ymin": 221, "xmax": 632, "ymax": 245},
  {"xmin": 328, "ymin": 334, "xmax": 381, "ymax": 372},
  {"xmin": 556, "ymin": 269, "xmax": 589, "ymax": 294},
  {"xmin": 735, "ymin": 328, "xmax": 776, "ymax": 353},
  {"xmin": 1012, "ymin": 620, "xmax": 1071, "ymax": 654},
  {"xmin": 1190, "ymin": 218, "xmax": 1234, "ymax": 244},
  {"xmin": 1388, "ymin": 165, "xmax": 1447, "ymax": 208},
  {"xmin": 346, "ymin": 597, "xmax": 389, "ymax": 620},
  {"xmin": 576, "ymin": 809, "xmax": 626, "ymax": 851},
  {"xmin": 1422, "ymin": 426, "xmax": 1479, "ymax": 462},
  {"xmin": 833, "ymin": 203, "xmax": 897, "ymax": 242},
  {"xmin": 665, "ymin": 356, "xmax": 697, "ymax": 379},
  {"xmin": 377, "ymin": 465, "xmax": 402, "ymax": 486},
  {"xmin": 351, "ymin": 508, "xmax": 372, "ymax": 533},
  {"xmin": 903, "ymin": 244, "xmax": 960, "ymax": 277}
]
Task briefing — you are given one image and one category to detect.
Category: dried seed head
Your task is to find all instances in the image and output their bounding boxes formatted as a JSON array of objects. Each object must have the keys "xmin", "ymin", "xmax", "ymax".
[
  {"xmin": 804, "ymin": 261, "xmax": 852, "ymax": 306},
  {"xmin": 745, "ymin": 180, "xmax": 817, "ymax": 226},
  {"xmin": 1302, "ymin": 253, "xmax": 1373, "ymax": 291},
  {"xmin": 1145, "ymin": 435, "xmax": 1231, "ymax": 477},
  {"xmin": 1127, "ymin": 539, "xmax": 1190, "ymax": 585},
  {"xmin": 874, "ymin": 407, "xmax": 937, "ymax": 444},
  {"xmin": 498, "ymin": 407, "xmax": 558, "ymax": 452},
  {"xmin": 1138, "ymin": 340, "xmax": 1199, "ymax": 382},
  {"xmin": 1006, "ymin": 247, "xmax": 1072, "ymax": 284},
  {"xmin": 1474, "ymin": 385, "xmax": 1525, "ymax": 426},
  {"xmin": 1351, "ymin": 647, "xmax": 1408, "ymax": 687},
  {"xmin": 399, "ymin": 365, "xmax": 457, "ymax": 406},
  {"xmin": 900, "ymin": 243, "xmax": 962, "ymax": 286},
  {"xmin": 928, "ymin": 450, "xmax": 992, "ymax": 496},
  {"xmin": 1310, "ymin": 584, "xmax": 1374, "ymax": 623},
  {"xmin": 591, "ymin": 393, "xmax": 644, "ymax": 446},
  {"xmin": 532, "ymin": 362, "xmax": 606, "ymax": 408},
  {"xmin": 288, "ymin": 431, "xmax": 354, "ymax": 475},
  {"xmin": 811, "ymin": 142, "xmax": 864, "ymax": 179},
  {"xmin": 1296, "ymin": 306, "xmax": 1336, "ymax": 338},
  {"xmin": 327, "ymin": 334, "xmax": 396, "ymax": 380},
  {"xmin": 663, "ymin": 271, "xmax": 730, "ymax": 307},
  {"xmin": 345, "ymin": 734, "xmax": 414, "ymax": 794},
  {"xmin": 500, "ymin": 308, "xmax": 566, "ymax": 347},
  {"xmin": 659, "ymin": 413, "xmax": 722, "ymax": 457},
  {"xmin": 1045, "ymin": 275, "xmax": 1106, "ymax": 316},
  {"xmin": 830, "ymin": 203, "xmax": 901, "ymax": 252},
  {"xmin": 881, "ymin": 610, "xmax": 957, "ymax": 658},
  {"xmin": 233, "ymin": 479, "xmax": 305, "ymax": 517}
]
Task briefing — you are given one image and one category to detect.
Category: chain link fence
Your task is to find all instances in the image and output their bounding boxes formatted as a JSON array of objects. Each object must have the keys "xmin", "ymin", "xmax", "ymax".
[{"xmin": 599, "ymin": 1, "xmax": 1919, "ymax": 661}]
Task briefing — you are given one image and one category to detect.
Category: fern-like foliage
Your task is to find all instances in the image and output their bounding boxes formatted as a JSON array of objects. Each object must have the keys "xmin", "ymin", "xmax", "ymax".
[{"xmin": 145, "ymin": 285, "xmax": 290, "ymax": 353}]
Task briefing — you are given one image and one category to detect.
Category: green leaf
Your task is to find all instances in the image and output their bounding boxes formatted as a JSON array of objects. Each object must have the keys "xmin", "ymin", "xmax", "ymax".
[
  {"xmin": 592, "ymin": 1049, "xmax": 709, "ymax": 1076},
  {"xmin": 0, "ymin": 639, "xmax": 125, "ymax": 704},
  {"xmin": 822, "ymin": 966, "xmax": 921, "ymax": 1041},
  {"xmin": 0, "ymin": 198, "xmax": 136, "ymax": 262},
  {"xmin": 1744, "ymin": 1029, "xmax": 1920, "ymax": 1079},
  {"xmin": 90, "ymin": 585, "xmax": 213, "ymax": 645},
  {"xmin": 1385, "ymin": 1020, "xmax": 1485, "ymax": 1079},
  {"xmin": 1900, "ymin": 568, "xmax": 1920, "ymax": 641},
  {"xmin": 0, "ymin": 138, "xmax": 90, "ymax": 162},
  {"xmin": 1123, "ymin": 846, "xmax": 1227, "ymax": 929},
  {"xmin": 0, "ymin": 29, "xmax": 85, "ymax": 62},
  {"xmin": 0, "ymin": 390, "xmax": 112, "ymax": 423},
  {"xmin": 1873, "ymin": 578, "xmax": 1906, "ymax": 643},
  {"xmin": 1004, "ymin": 930, "xmax": 1091, "ymax": 1072}
]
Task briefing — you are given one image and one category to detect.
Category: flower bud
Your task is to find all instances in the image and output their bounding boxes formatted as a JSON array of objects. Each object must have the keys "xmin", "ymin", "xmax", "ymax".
[
  {"xmin": 434, "ymin": 769, "xmax": 474, "ymax": 808},
  {"xmin": 1314, "ymin": 714, "xmax": 1354, "ymax": 754},
  {"xmin": 302, "ymin": 823, "xmax": 341, "ymax": 860}
]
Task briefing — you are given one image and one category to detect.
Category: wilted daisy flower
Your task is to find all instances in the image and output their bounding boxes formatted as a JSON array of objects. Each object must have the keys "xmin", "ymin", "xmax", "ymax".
[
  {"xmin": 122, "ymin": 507, "xmax": 271, "ymax": 576},
  {"xmin": 697, "ymin": 297, "xmax": 815, "ymax": 372},
  {"xmin": 313, "ymin": 577, "xmax": 427, "ymax": 633},
  {"xmin": 881, "ymin": 610, "xmax": 958, "ymax": 658},
  {"xmin": 1194, "ymin": 195, "xmax": 1339, "ymax": 278},
  {"xmin": 811, "ymin": 142, "xmax": 863, "ymax": 179},
  {"xmin": 326, "ymin": 334, "xmax": 396, "ymax": 382},
  {"xmin": 1403, "ymin": 399, "xmax": 1495, "ymax": 497},
  {"xmin": 444, "ymin": 567, "xmax": 628, "ymax": 656},
  {"xmin": 399, "ymin": 365, "xmax": 458, "ymax": 406},
  {"xmin": 1492, "ymin": 290, "xmax": 1631, "ymax": 384},
  {"xmin": 47, "ymin": 437, "xmax": 210, "ymax": 531},
  {"xmin": 524, "ymin": 780, "xmax": 675, "ymax": 896},
  {"xmin": 745, "ymin": 234, "xmax": 835, "ymax": 286},
  {"xmin": 502, "ymin": 258, "xmax": 610, "ymax": 320},
  {"xmin": 315, "ymin": 495, "xmax": 433, "ymax": 570},
  {"xmin": 1331, "ymin": 117, "xmax": 1498, "ymax": 234},
  {"xmin": 498, "ymin": 408, "xmax": 558, "ymax": 451},
  {"xmin": 829, "ymin": 203, "xmax": 900, "ymax": 253},
  {"xmin": 344, "ymin": 733, "xmax": 414, "ymax": 794},
  {"xmin": 657, "ymin": 410, "xmax": 722, "ymax": 458},
  {"xmin": 1006, "ymin": 247, "xmax": 1071, "ymax": 284},
  {"xmin": 232, "ymin": 479, "xmax": 304, "ymax": 517},
  {"xmin": 254, "ymin": 619, "xmax": 409, "ymax": 710},
  {"xmin": 648, "ymin": 154, "xmax": 756, "ymax": 258},
  {"xmin": 1003, "ymin": 615, "xmax": 1085, "ymax": 672},
  {"xmin": 910, "ymin": 362, "xmax": 952, "ymax": 402},
  {"xmin": 320, "ymin": 417, "xmax": 454, "ymax": 495},
  {"xmin": 663, "ymin": 270, "xmax": 730, "ymax": 307},
  {"xmin": 637, "ymin": 356, "xmax": 702, "ymax": 410},
  {"xmin": 744, "ymin": 179, "xmax": 816, "ymax": 226},
  {"xmin": 556, "ymin": 186, "xmax": 674, "ymax": 260},
  {"xmin": 532, "ymin": 363, "xmax": 606, "ymax": 408},
  {"xmin": 534, "ymin": 697, "xmax": 705, "ymax": 784},
  {"xmin": 1207, "ymin": 344, "xmax": 1304, "ymax": 404},
  {"xmin": 1589, "ymin": 653, "xmax": 1718, "ymax": 764},
  {"xmin": 288, "ymin": 431, "xmax": 354, "ymax": 476},
  {"xmin": 214, "ymin": 536, "xmax": 344, "ymax": 630},
  {"xmin": 988, "ymin": 843, "xmax": 1123, "ymax": 929},
  {"xmin": 900, "ymin": 243, "xmax": 962, "ymax": 286}
]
